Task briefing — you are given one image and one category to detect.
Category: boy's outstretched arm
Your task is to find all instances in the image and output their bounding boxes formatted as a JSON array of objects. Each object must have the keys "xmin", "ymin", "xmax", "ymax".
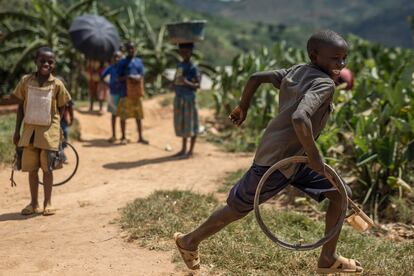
[
  {"xmin": 13, "ymin": 103, "xmax": 24, "ymax": 146},
  {"xmin": 229, "ymin": 70, "xmax": 285, "ymax": 126}
]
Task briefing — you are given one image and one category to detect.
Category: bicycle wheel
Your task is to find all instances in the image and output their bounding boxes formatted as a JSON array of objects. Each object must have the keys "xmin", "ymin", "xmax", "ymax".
[
  {"xmin": 253, "ymin": 156, "xmax": 348, "ymax": 251},
  {"xmin": 39, "ymin": 142, "xmax": 79, "ymax": 187}
]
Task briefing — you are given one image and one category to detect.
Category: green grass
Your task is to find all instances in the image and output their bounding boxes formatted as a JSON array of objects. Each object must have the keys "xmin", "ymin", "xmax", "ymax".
[
  {"xmin": 205, "ymin": 124, "xmax": 263, "ymax": 153},
  {"xmin": 0, "ymin": 114, "xmax": 16, "ymax": 164},
  {"xmin": 197, "ymin": 89, "xmax": 215, "ymax": 109},
  {"xmin": 218, "ymin": 169, "xmax": 245, "ymax": 193},
  {"xmin": 120, "ymin": 190, "xmax": 414, "ymax": 275},
  {"xmin": 0, "ymin": 113, "xmax": 81, "ymax": 165}
]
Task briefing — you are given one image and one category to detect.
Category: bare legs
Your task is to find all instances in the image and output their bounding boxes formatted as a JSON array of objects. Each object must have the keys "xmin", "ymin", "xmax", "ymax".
[
  {"xmin": 108, "ymin": 115, "xmax": 117, "ymax": 142},
  {"xmin": 43, "ymin": 170, "xmax": 53, "ymax": 209},
  {"xmin": 136, "ymin": 118, "xmax": 148, "ymax": 144},
  {"xmin": 28, "ymin": 171, "xmax": 40, "ymax": 208},
  {"xmin": 174, "ymin": 136, "xmax": 197, "ymax": 158},
  {"xmin": 176, "ymin": 190, "xmax": 361, "ymax": 271},
  {"xmin": 89, "ymin": 98, "xmax": 103, "ymax": 113},
  {"xmin": 176, "ymin": 204, "xmax": 245, "ymax": 251},
  {"xmin": 318, "ymin": 190, "xmax": 343, "ymax": 267},
  {"xmin": 119, "ymin": 118, "xmax": 148, "ymax": 145},
  {"xmin": 89, "ymin": 98, "xmax": 94, "ymax": 112},
  {"xmin": 27, "ymin": 170, "xmax": 53, "ymax": 212}
]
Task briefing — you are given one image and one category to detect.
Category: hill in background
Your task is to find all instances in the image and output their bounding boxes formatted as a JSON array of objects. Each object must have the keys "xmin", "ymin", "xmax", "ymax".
[{"xmin": 175, "ymin": 0, "xmax": 414, "ymax": 49}]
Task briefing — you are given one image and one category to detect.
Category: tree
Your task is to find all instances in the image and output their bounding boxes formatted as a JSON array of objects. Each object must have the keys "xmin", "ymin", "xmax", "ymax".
[
  {"xmin": 116, "ymin": 3, "xmax": 179, "ymax": 95},
  {"xmin": 0, "ymin": 0, "xmax": 95, "ymax": 97}
]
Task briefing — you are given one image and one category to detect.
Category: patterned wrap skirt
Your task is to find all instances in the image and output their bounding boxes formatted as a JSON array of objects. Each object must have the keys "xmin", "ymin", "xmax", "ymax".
[
  {"xmin": 174, "ymin": 93, "xmax": 199, "ymax": 137},
  {"xmin": 116, "ymin": 97, "xmax": 144, "ymax": 120},
  {"xmin": 107, "ymin": 94, "xmax": 121, "ymax": 115}
]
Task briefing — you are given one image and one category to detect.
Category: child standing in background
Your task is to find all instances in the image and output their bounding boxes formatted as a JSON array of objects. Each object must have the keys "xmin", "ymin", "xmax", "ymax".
[
  {"xmin": 101, "ymin": 50, "xmax": 123, "ymax": 143},
  {"xmin": 117, "ymin": 42, "xmax": 148, "ymax": 145},
  {"xmin": 87, "ymin": 60, "xmax": 105, "ymax": 113},
  {"xmin": 173, "ymin": 43, "xmax": 201, "ymax": 158},
  {"xmin": 56, "ymin": 76, "xmax": 74, "ymax": 149}
]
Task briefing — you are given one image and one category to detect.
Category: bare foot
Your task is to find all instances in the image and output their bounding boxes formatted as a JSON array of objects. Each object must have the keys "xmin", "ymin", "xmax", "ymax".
[
  {"xmin": 173, "ymin": 150, "xmax": 186, "ymax": 157},
  {"xmin": 184, "ymin": 152, "xmax": 194, "ymax": 159},
  {"xmin": 120, "ymin": 138, "xmax": 129, "ymax": 145},
  {"xmin": 108, "ymin": 136, "xmax": 117, "ymax": 143},
  {"xmin": 138, "ymin": 139, "xmax": 149, "ymax": 145}
]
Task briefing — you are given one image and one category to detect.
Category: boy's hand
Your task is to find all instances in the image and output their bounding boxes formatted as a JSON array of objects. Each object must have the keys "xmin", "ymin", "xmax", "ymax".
[
  {"xmin": 308, "ymin": 153, "xmax": 326, "ymax": 175},
  {"xmin": 229, "ymin": 105, "xmax": 247, "ymax": 126},
  {"xmin": 13, "ymin": 132, "xmax": 20, "ymax": 146}
]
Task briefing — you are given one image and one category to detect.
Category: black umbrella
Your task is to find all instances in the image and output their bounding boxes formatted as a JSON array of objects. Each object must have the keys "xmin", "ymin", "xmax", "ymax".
[{"xmin": 69, "ymin": 14, "xmax": 120, "ymax": 61}]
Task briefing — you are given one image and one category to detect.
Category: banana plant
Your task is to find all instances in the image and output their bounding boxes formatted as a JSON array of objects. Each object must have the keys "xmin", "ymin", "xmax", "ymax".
[{"xmin": 212, "ymin": 36, "xmax": 414, "ymax": 221}]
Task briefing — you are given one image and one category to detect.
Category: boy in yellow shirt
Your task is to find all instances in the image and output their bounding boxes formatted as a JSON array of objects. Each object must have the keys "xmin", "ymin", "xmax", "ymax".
[{"xmin": 13, "ymin": 47, "xmax": 71, "ymax": 216}]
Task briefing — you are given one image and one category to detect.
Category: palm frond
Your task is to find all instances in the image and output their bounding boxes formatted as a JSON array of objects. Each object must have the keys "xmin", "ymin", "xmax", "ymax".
[
  {"xmin": 100, "ymin": 7, "xmax": 123, "ymax": 19},
  {"xmin": 141, "ymin": 11, "xmax": 156, "ymax": 47},
  {"xmin": 67, "ymin": 0, "xmax": 94, "ymax": 16},
  {"xmin": 0, "ymin": 11, "xmax": 40, "ymax": 24},
  {"xmin": 0, "ymin": 44, "xmax": 26, "ymax": 55},
  {"xmin": 155, "ymin": 25, "xmax": 166, "ymax": 52},
  {"xmin": 0, "ymin": 28, "xmax": 39, "ymax": 44},
  {"xmin": 41, "ymin": 0, "xmax": 65, "ymax": 21},
  {"xmin": 10, "ymin": 39, "xmax": 45, "ymax": 77}
]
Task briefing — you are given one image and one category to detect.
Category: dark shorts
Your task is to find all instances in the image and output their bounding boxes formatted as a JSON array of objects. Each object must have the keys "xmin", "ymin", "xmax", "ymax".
[{"xmin": 226, "ymin": 163, "xmax": 352, "ymax": 216}]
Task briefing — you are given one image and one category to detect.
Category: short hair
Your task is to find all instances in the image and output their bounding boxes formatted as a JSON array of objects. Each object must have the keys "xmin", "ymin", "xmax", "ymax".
[
  {"xmin": 178, "ymin": 43, "xmax": 194, "ymax": 49},
  {"xmin": 36, "ymin": 46, "xmax": 54, "ymax": 59},
  {"xmin": 307, "ymin": 30, "xmax": 347, "ymax": 56},
  {"xmin": 125, "ymin": 41, "xmax": 134, "ymax": 48}
]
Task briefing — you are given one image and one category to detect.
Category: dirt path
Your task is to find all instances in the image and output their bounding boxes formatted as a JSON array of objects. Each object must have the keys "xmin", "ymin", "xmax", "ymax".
[{"xmin": 0, "ymin": 95, "xmax": 252, "ymax": 276}]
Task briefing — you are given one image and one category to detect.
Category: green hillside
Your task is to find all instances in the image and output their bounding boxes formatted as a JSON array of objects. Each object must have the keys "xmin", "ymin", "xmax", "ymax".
[
  {"xmin": 100, "ymin": 0, "xmax": 306, "ymax": 65},
  {"xmin": 175, "ymin": 0, "xmax": 414, "ymax": 48}
]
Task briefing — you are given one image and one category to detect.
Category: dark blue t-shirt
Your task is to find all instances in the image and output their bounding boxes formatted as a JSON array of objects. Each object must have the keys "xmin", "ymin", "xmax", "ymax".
[
  {"xmin": 117, "ymin": 57, "xmax": 145, "ymax": 97},
  {"xmin": 101, "ymin": 64, "xmax": 119, "ymax": 95},
  {"xmin": 174, "ymin": 61, "xmax": 199, "ymax": 97}
]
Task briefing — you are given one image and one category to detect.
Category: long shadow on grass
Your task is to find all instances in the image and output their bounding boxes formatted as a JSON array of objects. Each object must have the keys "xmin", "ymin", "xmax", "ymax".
[
  {"xmin": 0, "ymin": 212, "xmax": 41, "ymax": 222},
  {"xmin": 103, "ymin": 154, "xmax": 185, "ymax": 170}
]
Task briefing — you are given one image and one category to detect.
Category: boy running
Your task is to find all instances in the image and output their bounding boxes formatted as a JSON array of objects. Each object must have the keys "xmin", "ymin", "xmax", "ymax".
[{"xmin": 174, "ymin": 30, "xmax": 362, "ymax": 274}]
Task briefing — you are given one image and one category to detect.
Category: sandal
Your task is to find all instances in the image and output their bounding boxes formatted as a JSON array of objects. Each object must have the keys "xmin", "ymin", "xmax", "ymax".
[
  {"xmin": 316, "ymin": 256, "xmax": 363, "ymax": 274},
  {"xmin": 173, "ymin": 232, "xmax": 200, "ymax": 270},
  {"xmin": 43, "ymin": 206, "xmax": 56, "ymax": 216},
  {"xmin": 21, "ymin": 204, "xmax": 42, "ymax": 215}
]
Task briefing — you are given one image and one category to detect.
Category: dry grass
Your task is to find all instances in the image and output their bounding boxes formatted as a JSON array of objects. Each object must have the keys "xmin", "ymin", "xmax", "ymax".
[{"xmin": 120, "ymin": 190, "xmax": 414, "ymax": 275}]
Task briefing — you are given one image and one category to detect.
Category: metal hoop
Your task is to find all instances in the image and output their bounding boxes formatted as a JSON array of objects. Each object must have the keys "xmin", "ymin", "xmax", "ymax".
[
  {"xmin": 253, "ymin": 156, "xmax": 348, "ymax": 251},
  {"xmin": 39, "ymin": 142, "xmax": 79, "ymax": 187}
]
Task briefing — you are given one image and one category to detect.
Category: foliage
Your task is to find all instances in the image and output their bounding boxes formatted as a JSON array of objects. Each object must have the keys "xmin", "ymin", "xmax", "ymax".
[
  {"xmin": 0, "ymin": 0, "xmax": 96, "ymax": 97},
  {"xmin": 115, "ymin": 2, "xmax": 179, "ymax": 95},
  {"xmin": 0, "ymin": 113, "xmax": 15, "ymax": 164},
  {"xmin": 121, "ymin": 190, "xmax": 414, "ymax": 275},
  {"xmin": 211, "ymin": 36, "xmax": 414, "ymax": 222}
]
